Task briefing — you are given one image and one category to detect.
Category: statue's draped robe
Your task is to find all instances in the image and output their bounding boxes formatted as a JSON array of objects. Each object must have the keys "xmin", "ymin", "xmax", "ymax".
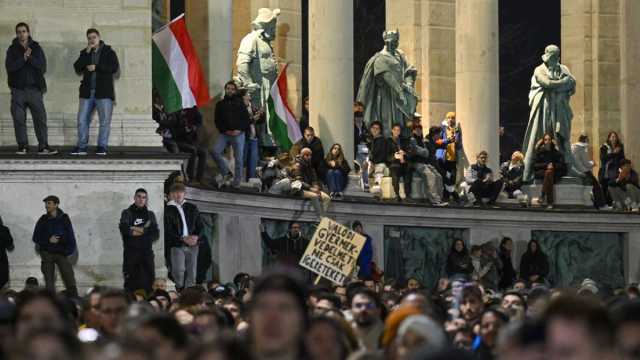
[
  {"xmin": 522, "ymin": 63, "xmax": 576, "ymax": 182},
  {"xmin": 357, "ymin": 49, "xmax": 417, "ymax": 134}
]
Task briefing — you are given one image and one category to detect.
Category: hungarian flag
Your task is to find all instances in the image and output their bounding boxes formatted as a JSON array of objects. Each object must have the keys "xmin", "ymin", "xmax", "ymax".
[
  {"xmin": 267, "ymin": 64, "xmax": 302, "ymax": 150},
  {"xmin": 152, "ymin": 14, "xmax": 210, "ymax": 113}
]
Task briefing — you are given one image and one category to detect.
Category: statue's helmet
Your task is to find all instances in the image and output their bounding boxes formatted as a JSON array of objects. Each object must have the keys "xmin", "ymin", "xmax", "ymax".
[
  {"xmin": 542, "ymin": 45, "xmax": 560, "ymax": 63},
  {"xmin": 382, "ymin": 30, "xmax": 400, "ymax": 42},
  {"xmin": 252, "ymin": 8, "xmax": 281, "ymax": 28}
]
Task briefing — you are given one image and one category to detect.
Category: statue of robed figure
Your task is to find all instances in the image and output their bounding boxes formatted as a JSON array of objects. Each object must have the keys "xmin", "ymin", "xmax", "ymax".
[
  {"xmin": 357, "ymin": 30, "xmax": 418, "ymax": 134},
  {"xmin": 522, "ymin": 45, "xmax": 577, "ymax": 182}
]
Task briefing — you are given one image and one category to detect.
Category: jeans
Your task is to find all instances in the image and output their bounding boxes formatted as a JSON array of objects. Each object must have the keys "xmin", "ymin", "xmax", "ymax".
[
  {"xmin": 390, "ymin": 164, "xmax": 412, "ymax": 199},
  {"xmin": 245, "ymin": 137, "xmax": 259, "ymax": 180},
  {"xmin": 177, "ymin": 142, "xmax": 207, "ymax": 182},
  {"xmin": 170, "ymin": 245, "xmax": 199, "ymax": 289},
  {"xmin": 76, "ymin": 90, "xmax": 113, "ymax": 150},
  {"xmin": 10, "ymin": 87, "xmax": 48, "ymax": 147},
  {"xmin": 212, "ymin": 132, "xmax": 245, "ymax": 185},
  {"xmin": 40, "ymin": 250, "xmax": 78, "ymax": 297},
  {"xmin": 326, "ymin": 169, "xmax": 347, "ymax": 193},
  {"xmin": 415, "ymin": 163, "xmax": 444, "ymax": 202}
]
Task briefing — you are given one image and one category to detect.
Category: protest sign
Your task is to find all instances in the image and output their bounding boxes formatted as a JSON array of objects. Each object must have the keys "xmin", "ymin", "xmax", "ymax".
[{"xmin": 299, "ymin": 217, "xmax": 366, "ymax": 285}]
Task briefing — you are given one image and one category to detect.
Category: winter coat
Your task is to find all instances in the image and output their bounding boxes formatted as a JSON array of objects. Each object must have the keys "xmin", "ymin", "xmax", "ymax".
[
  {"xmin": 261, "ymin": 231, "xmax": 309, "ymax": 267},
  {"xmin": 5, "ymin": 37, "xmax": 47, "ymax": 92},
  {"xmin": 498, "ymin": 250, "xmax": 516, "ymax": 289},
  {"xmin": 32, "ymin": 209, "xmax": 77, "ymax": 256},
  {"xmin": 357, "ymin": 234, "xmax": 374, "ymax": 280},
  {"xmin": 369, "ymin": 135, "xmax": 389, "ymax": 165},
  {"xmin": 119, "ymin": 204, "xmax": 159, "ymax": 252},
  {"xmin": 519, "ymin": 250, "xmax": 549, "ymax": 283},
  {"xmin": 446, "ymin": 249, "xmax": 473, "ymax": 277},
  {"xmin": 291, "ymin": 156, "xmax": 320, "ymax": 190},
  {"xmin": 73, "ymin": 41, "xmax": 119, "ymax": 100},
  {"xmin": 214, "ymin": 94, "xmax": 250, "ymax": 133},
  {"xmin": 534, "ymin": 145, "xmax": 567, "ymax": 180},
  {"xmin": 164, "ymin": 201, "xmax": 205, "ymax": 249},
  {"xmin": 290, "ymin": 137, "xmax": 325, "ymax": 172},
  {"xmin": 599, "ymin": 143, "xmax": 625, "ymax": 183}
]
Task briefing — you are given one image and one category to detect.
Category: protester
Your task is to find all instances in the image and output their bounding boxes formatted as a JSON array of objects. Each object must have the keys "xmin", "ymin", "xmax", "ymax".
[
  {"xmin": 519, "ymin": 240, "xmax": 549, "ymax": 286},
  {"xmin": 464, "ymin": 151, "xmax": 503, "ymax": 206},
  {"xmin": 350, "ymin": 287, "xmax": 384, "ymax": 351},
  {"xmin": 599, "ymin": 131, "xmax": 626, "ymax": 205},
  {"xmin": 260, "ymin": 222, "xmax": 309, "ymax": 270},
  {"xmin": 437, "ymin": 112, "xmax": 464, "ymax": 203},
  {"xmin": 352, "ymin": 221, "xmax": 374, "ymax": 281},
  {"xmin": 608, "ymin": 159, "xmax": 640, "ymax": 212},
  {"xmin": 321, "ymin": 143, "xmax": 351, "ymax": 199},
  {"xmin": 32, "ymin": 195, "xmax": 78, "ymax": 297},
  {"xmin": 291, "ymin": 147, "xmax": 331, "ymax": 217},
  {"xmin": 572, "ymin": 134, "xmax": 608, "ymax": 209},
  {"xmin": 299, "ymin": 96, "xmax": 309, "ymax": 135},
  {"xmin": 409, "ymin": 124, "xmax": 446, "ymax": 206},
  {"xmin": 368, "ymin": 121, "xmax": 389, "ymax": 196},
  {"xmin": 388, "ymin": 123, "xmax": 412, "ymax": 202},
  {"xmin": 533, "ymin": 133, "xmax": 567, "ymax": 209},
  {"xmin": 354, "ymin": 110, "xmax": 370, "ymax": 190},
  {"xmin": 446, "ymin": 239, "xmax": 473, "ymax": 278},
  {"xmin": 212, "ymin": 80, "xmax": 250, "ymax": 188},
  {"xmin": 500, "ymin": 151, "xmax": 525, "ymax": 199},
  {"xmin": 498, "ymin": 237, "xmax": 516, "ymax": 290},
  {"xmin": 241, "ymin": 88, "xmax": 263, "ymax": 181},
  {"xmin": 6, "ymin": 22, "xmax": 57, "ymax": 155},
  {"xmin": 0, "ymin": 216, "xmax": 14, "ymax": 290},
  {"xmin": 71, "ymin": 28, "xmax": 119, "ymax": 156},
  {"xmin": 173, "ymin": 107, "xmax": 207, "ymax": 184},
  {"xmin": 290, "ymin": 127, "xmax": 325, "ymax": 176},
  {"xmin": 118, "ymin": 188, "xmax": 159, "ymax": 295},
  {"xmin": 164, "ymin": 183, "xmax": 205, "ymax": 291}
]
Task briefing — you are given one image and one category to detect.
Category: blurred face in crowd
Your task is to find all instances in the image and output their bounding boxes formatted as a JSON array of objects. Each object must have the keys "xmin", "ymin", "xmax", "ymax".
[
  {"xmin": 477, "ymin": 153, "xmax": 488, "ymax": 166},
  {"xmin": 301, "ymin": 149, "xmax": 312, "ymax": 162},
  {"xmin": 513, "ymin": 281, "xmax": 527, "ymax": 292},
  {"xmin": 85, "ymin": 292, "xmax": 102, "ymax": 328},
  {"xmin": 288, "ymin": 223, "xmax": 301, "ymax": 238},
  {"xmin": 412, "ymin": 126, "xmax": 423, "ymax": 137},
  {"xmin": 547, "ymin": 318, "xmax": 610, "ymax": 360},
  {"xmin": 304, "ymin": 129, "xmax": 315, "ymax": 143},
  {"xmin": 313, "ymin": 299, "xmax": 336, "ymax": 315},
  {"xmin": 447, "ymin": 114, "xmax": 456, "ymax": 127},
  {"xmin": 407, "ymin": 279, "xmax": 420, "ymax": 290},
  {"xmin": 334, "ymin": 287, "xmax": 347, "ymax": 306},
  {"xmin": 401, "ymin": 293, "xmax": 428, "ymax": 313},
  {"xmin": 454, "ymin": 239, "xmax": 464, "ymax": 252},
  {"xmin": 16, "ymin": 25, "xmax": 29, "ymax": 43},
  {"xmin": 480, "ymin": 312, "xmax": 504, "ymax": 348},
  {"xmin": 351, "ymin": 294, "xmax": 380, "ymax": 328},
  {"xmin": 45, "ymin": 200, "xmax": 58, "ymax": 215},
  {"xmin": 460, "ymin": 294, "xmax": 484, "ymax": 322},
  {"xmin": 501, "ymin": 294, "xmax": 523, "ymax": 310},
  {"xmin": 503, "ymin": 238, "xmax": 513, "ymax": 252},
  {"xmin": 306, "ymin": 321, "xmax": 343, "ymax": 360},
  {"xmin": 331, "ymin": 144, "xmax": 341, "ymax": 157},
  {"xmin": 100, "ymin": 296, "xmax": 128, "ymax": 336},
  {"xmin": 16, "ymin": 298, "xmax": 65, "ymax": 341},
  {"xmin": 136, "ymin": 325, "xmax": 182, "ymax": 360},
  {"xmin": 224, "ymin": 83, "xmax": 237, "ymax": 97},
  {"xmin": 153, "ymin": 278, "xmax": 166, "ymax": 291},
  {"xmin": 608, "ymin": 132, "xmax": 619, "ymax": 145},
  {"xmin": 530, "ymin": 242, "xmax": 538, "ymax": 253},
  {"xmin": 23, "ymin": 333, "xmax": 76, "ymax": 360},
  {"xmin": 354, "ymin": 224, "xmax": 364, "ymax": 235},
  {"xmin": 392, "ymin": 125, "xmax": 401, "ymax": 138},
  {"xmin": 543, "ymin": 134, "xmax": 552, "ymax": 146},
  {"xmin": 87, "ymin": 31, "xmax": 100, "ymax": 48},
  {"xmin": 370, "ymin": 123, "xmax": 381, "ymax": 137},
  {"xmin": 223, "ymin": 302, "xmax": 242, "ymax": 324},
  {"xmin": 454, "ymin": 330, "xmax": 473, "ymax": 351},
  {"xmin": 134, "ymin": 191, "xmax": 148, "ymax": 208},
  {"xmin": 170, "ymin": 189, "xmax": 185, "ymax": 204},
  {"xmin": 251, "ymin": 291, "xmax": 304, "ymax": 357},
  {"xmin": 617, "ymin": 321, "xmax": 640, "ymax": 360}
]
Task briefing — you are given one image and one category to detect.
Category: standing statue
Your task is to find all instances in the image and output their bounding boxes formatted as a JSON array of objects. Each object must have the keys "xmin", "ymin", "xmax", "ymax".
[
  {"xmin": 522, "ymin": 45, "xmax": 577, "ymax": 182},
  {"xmin": 236, "ymin": 8, "xmax": 280, "ymax": 147},
  {"xmin": 356, "ymin": 30, "xmax": 418, "ymax": 134}
]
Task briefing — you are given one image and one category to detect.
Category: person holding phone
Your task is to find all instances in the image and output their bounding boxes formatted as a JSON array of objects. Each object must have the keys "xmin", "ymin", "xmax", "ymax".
[
  {"xmin": 71, "ymin": 28, "xmax": 119, "ymax": 156},
  {"xmin": 32, "ymin": 195, "xmax": 78, "ymax": 297}
]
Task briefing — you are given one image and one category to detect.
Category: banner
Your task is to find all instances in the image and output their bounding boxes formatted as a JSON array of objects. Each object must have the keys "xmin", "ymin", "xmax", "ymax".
[{"xmin": 299, "ymin": 218, "xmax": 366, "ymax": 285}]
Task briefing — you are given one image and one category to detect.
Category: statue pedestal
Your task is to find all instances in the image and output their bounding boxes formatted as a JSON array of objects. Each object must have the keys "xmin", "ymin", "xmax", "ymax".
[
  {"xmin": 343, "ymin": 173, "xmax": 375, "ymax": 200},
  {"xmin": 522, "ymin": 177, "xmax": 592, "ymax": 207}
]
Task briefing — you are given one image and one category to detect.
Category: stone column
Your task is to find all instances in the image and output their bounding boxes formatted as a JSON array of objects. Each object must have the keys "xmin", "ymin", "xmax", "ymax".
[
  {"xmin": 308, "ymin": 0, "xmax": 354, "ymax": 161},
  {"xmin": 208, "ymin": 0, "xmax": 234, "ymax": 99},
  {"xmin": 455, "ymin": 0, "xmax": 499, "ymax": 170},
  {"xmin": 621, "ymin": 0, "xmax": 640, "ymax": 166}
]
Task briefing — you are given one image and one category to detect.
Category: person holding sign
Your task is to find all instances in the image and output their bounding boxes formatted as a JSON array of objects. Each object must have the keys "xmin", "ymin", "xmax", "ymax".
[{"xmin": 260, "ymin": 222, "xmax": 309, "ymax": 270}]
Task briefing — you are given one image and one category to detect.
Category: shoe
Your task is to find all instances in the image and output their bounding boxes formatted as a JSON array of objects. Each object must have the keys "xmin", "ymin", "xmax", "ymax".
[
  {"xmin": 38, "ymin": 146, "xmax": 58, "ymax": 155},
  {"xmin": 547, "ymin": 205, "xmax": 554, "ymax": 210},
  {"xmin": 15, "ymin": 146, "xmax": 28, "ymax": 155},
  {"xmin": 96, "ymin": 147, "xmax": 107, "ymax": 155},
  {"xmin": 70, "ymin": 147, "xmax": 88, "ymax": 155}
]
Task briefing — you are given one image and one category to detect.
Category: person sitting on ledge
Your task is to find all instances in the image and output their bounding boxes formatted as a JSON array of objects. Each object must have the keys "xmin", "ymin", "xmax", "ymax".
[
  {"xmin": 599, "ymin": 131, "xmax": 625, "ymax": 206},
  {"xmin": 500, "ymin": 151, "xmax": 525, "ymax": 199},
  {"xmin": 465, "ymin": 151, "xmax": 503, "ymax": 207},
  {"xmin": 388, "ymin": 123, "xmax": 412, "ymax": 202},
  {"xmin": 321, "ymin": 143, "xmax": 350, "ymax": 199},
  {"xmin": 290, "ymin": 127, "xmax": 325, "ymax": 177},
  {"xmin": 368, "ymin": 121, "xmax": 389, "ymax": 196},
  {"xmin": 608, "ymin": 159, "xmax": 640, "ymax": 212},
  {"xmin": 409, "ymin": 124, "xmax": 446, "ymax": 206},
  {"xmin": 534, "ymin": 133, "xmax": 567, "ymax": 209},
  {"xmin": 572, "ymin": 134, "xmax": 608, "ymax": 210},
  {"xmin": 291, "ymin": 147, "xmax": 331, "ymax": 217}
]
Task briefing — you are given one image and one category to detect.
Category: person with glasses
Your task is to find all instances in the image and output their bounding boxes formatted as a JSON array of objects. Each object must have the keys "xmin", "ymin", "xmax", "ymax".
[
  {"xmin": 349, "ymin": 287, "xmax": 384, "ymax": 351},
  {"xmin": 71, "ymin": 28, "xmax": 119, "ymax": 156},
  {"xmin": 118, "ymin": 188, "xmax": 159, "ymax": 295},
  {"xmin": 465, "ymin": 151, "xmax": 503, "ymax": 207},
  {"xmin": 6, "ymin": 22, "xmax": 57, "ymax": 155}
]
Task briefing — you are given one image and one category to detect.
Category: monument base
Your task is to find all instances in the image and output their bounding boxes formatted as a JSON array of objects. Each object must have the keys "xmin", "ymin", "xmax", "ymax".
[
  {"xmin": 0, "ymin": 147, "xmax": 184, "ymax": 291},
  {"xmin": 522, "ymin": 177, "xmax": 592, "ymax": 207}
]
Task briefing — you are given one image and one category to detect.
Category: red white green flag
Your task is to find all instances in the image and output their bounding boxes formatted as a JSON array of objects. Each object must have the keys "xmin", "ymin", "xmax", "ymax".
[
  {"xmin": 267, "ymin": 64, "xmax": 302, "ymax": 150},
  {"xmin": 152, "ymin": 14, "xmax": 210, "ymax": 113}
]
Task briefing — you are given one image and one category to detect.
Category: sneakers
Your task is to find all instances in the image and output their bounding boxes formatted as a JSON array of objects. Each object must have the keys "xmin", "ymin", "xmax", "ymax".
[
  {"xmin": 38, "ymin": 146, "xmax": 58, "ymax": 155},
  {"xmin": 15, "ymin": 146, "xmax": 28, "ymax": 155},
  {"xmin": 96, "ymin": 147, "xmax": 107, "ymax": 156},
  {"xmin": 70, "ymin": 147, "xmax": 88, "ymax": 156}
]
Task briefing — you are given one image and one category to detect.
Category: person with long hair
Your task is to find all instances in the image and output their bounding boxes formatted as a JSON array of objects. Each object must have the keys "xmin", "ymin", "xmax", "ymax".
[
  {"xmin": 599, "ymin": 131, "xmax": 625, "ymax": 205},
  {"xmin": 534, "ymin": 133, "xmax": 567, "ymax": 209},
  {"xmin": 572, "ymin": 134, "xmax": 608, "ymax": 209},
  {"xmin": 608, "ymin": 159, "xmax": 640, "ymax": 211},
  {"xmin": 500, "ymin": 151, "xmax": 525, "ymax": 199},
  {"xmin": 519, "ymin": 240, "xmax": 549, "ymax": 286},
  {"xmin": 322, "ymin": 143, "xmax": 351, "ymax": 199},
  {"xmin": 446, "ymin": 239, "xmax": 473, "ymax": 278},
  {"xmin": 498, "ymin": 237, "xmax": 516, "ymax": 290}
]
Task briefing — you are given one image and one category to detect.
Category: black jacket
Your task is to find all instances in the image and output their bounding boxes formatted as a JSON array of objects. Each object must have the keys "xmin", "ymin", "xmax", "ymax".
[
  {"xmin": 261, "ymin": 231, "xmax": 310, "ymax": 266},
  {"xmin": 388, "ymin": 136, "xmax": 410, "ymax": 167},
  {"xmin": 500, "ymin": 161, "xmax": 524, "ymax": 188},
  {"xmin": 498, "ymin": 250, "xmax": 516, "ymax": 289},
  {"xmin": 73, "ymin": 41, "xmax": 119, "ymax": 100},
  {"xmin": 164, "ymin": 201, "xmax": 206, "ymax": 249},
  {"xmin": 6, "ymin": 37, "xmax": 47, "ymax": 92},
  {"xmin": 599, "ymin": 144, "xmax": 625, "ymax": 183},
  {"xmin": 32, "ymin": 209, "xmax": 77, "ymax": 256},
  {"xmin": 173, "ymin": 108, "xmax": 202, "ymax": 143},
  {"xmin": 446, "ymin": 250, "xmax": 473, "ymax": 277},
  {"xmin": 290, "ymin": 137, "xmax": 325, "ymax": 172},
  {"xmin": 534, "ymin": 146, "xmax": 567, "ymax": 180},
  {"xmin": 119, "ymin": 205, "xmax": 160, "ymax": 252},
  {"xmin": 0, "ymin": 222, "xmax": 14, "ymax": 264},
  {"xmin": 214, "ymin": 95, "xmax": 250, "ymax": 133},
  {"xmin": 369, "ymin": 135, "xmax": 388, "ymax": 164},
  {"xmin": 291, "ymin": 156, "xmax": 320, "ymax": 190},
  {"xmin": 519, "ymin": 250, "xmax": 549, "ymax": 282}
]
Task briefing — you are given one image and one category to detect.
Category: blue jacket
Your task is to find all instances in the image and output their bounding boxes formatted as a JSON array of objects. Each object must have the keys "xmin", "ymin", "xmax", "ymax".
[
  {"xmin": 357, "ymin": 234, "xmax": 374, "ymax": 280},
  {"xmin": 32, "ymin": 209, "xmax": 77, "ymax": 256},
  {"xmin": 435, "ymin": 122, "xmax": 463, "ymax": 162}
]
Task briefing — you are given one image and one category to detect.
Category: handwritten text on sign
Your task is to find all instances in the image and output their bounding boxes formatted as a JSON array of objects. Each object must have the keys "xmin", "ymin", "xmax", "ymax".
[{"xmin": 299, "ymin": 218, "xmax": 365, "ymax": 285}]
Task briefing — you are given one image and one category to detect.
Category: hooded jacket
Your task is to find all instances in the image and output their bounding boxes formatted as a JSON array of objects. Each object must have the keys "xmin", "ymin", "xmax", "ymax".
[
  {"xmin": 214, "ymin": 94, "xmax": 250, "ymax": 133},
  {"xmin": 164, "ymin": 200, "xmax": 205, "ymax": 250},
  {"xmin": 32, "ymin": 209, "xmax": 77, "ymax": 256},
  {"xmin": 290, "ymin": 136, "xmax": 325, "ymax": 171},
  {"xmin": 73, "ymin": 41, "xmax": 119, "ymax": 100},
  {"xmin": 571, "ymin": 142, "xmax": 594, "ymax": 174},
  {"xmin": 291, "ymin": 155, "xmax": 320, "ymax": 190},
  {"xmin": 119, "ymin": 204, "xmax": 159, "ymax": 251},
  {"xmin": 519, "ymin": 240, "xmax": 549, "ymax": 282},
  {"xmin": 446, "ymin": 245, "xmax": 473, "ymax": 277},
  {"xmin": 5, "ymin": 37, "xmax": 47, "ymax": 92}
]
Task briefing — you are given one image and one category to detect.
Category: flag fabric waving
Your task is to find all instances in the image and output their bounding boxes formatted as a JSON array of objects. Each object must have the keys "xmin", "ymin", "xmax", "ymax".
[
  {"xmin": 152, "ymin": 14, "xmax": 210, "ymax": 113},
  {"xmin": 267, "ymin": 64, "xmax": 303, "ymax": 150}
]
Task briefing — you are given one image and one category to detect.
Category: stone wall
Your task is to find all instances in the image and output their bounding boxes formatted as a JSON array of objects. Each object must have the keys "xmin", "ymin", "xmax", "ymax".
[
  {"xmin": 386, "ymin": 0, "xmax": 456, "ymax": 127},
  {"xmin": 0, "ymin": 0, "xmax": 159, "ymax": 147}
]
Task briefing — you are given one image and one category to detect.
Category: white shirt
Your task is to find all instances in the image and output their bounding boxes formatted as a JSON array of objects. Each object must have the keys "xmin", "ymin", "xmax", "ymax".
[{"xmin": 167, "ymin": 200, "xmax": 189, "ymax": 238}]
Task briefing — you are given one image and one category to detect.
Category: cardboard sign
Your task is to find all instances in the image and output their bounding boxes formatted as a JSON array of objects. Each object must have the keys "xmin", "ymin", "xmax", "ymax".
[{"xmin": 299, "ymin": 218, "xmax": 366, "ymax": 285}]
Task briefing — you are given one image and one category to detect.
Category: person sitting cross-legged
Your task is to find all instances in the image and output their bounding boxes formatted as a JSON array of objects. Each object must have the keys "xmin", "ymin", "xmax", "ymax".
[
  {"xmin": 291, "ymin": 147, "xmax": 331, "ymax": 217},
  {"xmin": 466, "ymin": 151, "xmax": 503, "ymax": 207},
  {"xmin": 608, "ymin": 159, "xmax": 640, "ymax": 212}
]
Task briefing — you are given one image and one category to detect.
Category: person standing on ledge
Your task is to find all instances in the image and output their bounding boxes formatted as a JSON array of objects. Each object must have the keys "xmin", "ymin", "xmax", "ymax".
[
  {"xmin": 0, "ymin": 216, "xmax": 15, "ymax": 289},
  {"xmin": 71, "ymin": 28, "xmax": 119, "ymax": 156},
  {"xmin": 32, "ymin": 195, "xmax": 78, "ymax": 297},
  {"xmin": 119, "ymin": 188, "xmax": 159, "ymax": 295},
  {"xmin": 5, "ymin": 22, "xmax": 57, "ymax": 155}
]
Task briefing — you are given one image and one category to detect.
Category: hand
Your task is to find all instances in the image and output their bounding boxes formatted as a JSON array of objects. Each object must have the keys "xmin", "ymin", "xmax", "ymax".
[
  {"xmin": 87, "ymin": 64, "xmax": 96, "ymax": 72},
  {"xmin": 225, "ymin": 130, "xmax": 241, "ymax": 136},
  {"xmin": 131, "ymin": 226, "xmax": 145, "ymax": 236},
  {"xmin": 529, "ymin": 275, "xmax": 539, "ymax": 282},
  {"xmin": 329, "ymin": 160, "xmax": 336, "ymax": 167},
  {"xmin": 546, "ymin": 163, "xmax": 554, "ymax": 170},
  {"xmin": 49, "ymin": 235, "xmax": 60, "ymax": 244},
  {"xmin": 24, "ymin": 47, "xmax": 32, "ymax": 60}
]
